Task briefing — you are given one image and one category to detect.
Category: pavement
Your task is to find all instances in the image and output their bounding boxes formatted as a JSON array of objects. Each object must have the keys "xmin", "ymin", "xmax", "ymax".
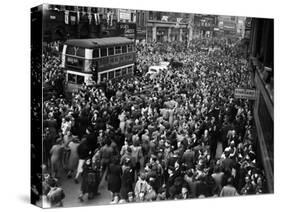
[{"xmin": 58, "ymin": 170, "xmax": 112, "ymax": 208}]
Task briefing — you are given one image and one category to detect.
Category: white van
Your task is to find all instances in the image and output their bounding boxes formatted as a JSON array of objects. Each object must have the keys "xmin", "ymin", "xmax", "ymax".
[{"xmin": 145, "ymin": 62, "xmax": 169, "ymax": 79}]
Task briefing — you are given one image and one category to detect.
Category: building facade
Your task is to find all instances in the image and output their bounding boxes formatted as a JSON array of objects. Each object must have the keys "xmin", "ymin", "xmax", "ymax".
[
  {"xmin": 248, "ymin": 18, "xmax": 274, "ymax": 193},
  {"xmin": 116, "ymin": 9, "xmax": 137, "ymax": 40},
  {"xmin": 216, "ymin": 15, "xmax": 238, "ymax": 38},
  {"xmin": 145, "ymin": 11, "xmax": 190, "ymax": 43},
  {"xmin": 193, "ymin": 14, "xmax": 217, "ymax": 39},
  {"xmin": 41, "ymin": 4, "xmax": 136, "ymax": 42},
  {"xmin": 236, "ymin": 16, "xmax": 246, "ymax": 38},
  {"xmin": 136, "ymin": 10, "xmax": 149, "ymax": 41}
]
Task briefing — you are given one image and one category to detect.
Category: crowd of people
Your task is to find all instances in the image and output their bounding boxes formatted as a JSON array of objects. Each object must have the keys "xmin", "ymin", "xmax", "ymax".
[
  {"xmin": 42, "ymin": 41, "xmax": 65, "ymax": 97},
  {"xmin": 41, "ymin": 38, "xmax": 266, "ymax": 207}
]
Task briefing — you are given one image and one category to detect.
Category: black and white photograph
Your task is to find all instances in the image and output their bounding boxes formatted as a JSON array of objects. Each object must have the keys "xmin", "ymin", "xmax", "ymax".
[{"xmin": 29, "ymin": 2, "xmax": 275, "ymax": 208}]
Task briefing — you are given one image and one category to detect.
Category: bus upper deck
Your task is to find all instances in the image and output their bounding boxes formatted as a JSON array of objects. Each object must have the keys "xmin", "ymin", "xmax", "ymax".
[{"xmin": 61, "ymin": 37, "xmax": 136, "ymax": 89}]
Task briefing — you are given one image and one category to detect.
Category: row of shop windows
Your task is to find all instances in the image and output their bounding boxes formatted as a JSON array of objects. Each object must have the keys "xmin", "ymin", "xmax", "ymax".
[{"xmin": 146, "ymin": 27, "xmax": 188, "ymax": 42}]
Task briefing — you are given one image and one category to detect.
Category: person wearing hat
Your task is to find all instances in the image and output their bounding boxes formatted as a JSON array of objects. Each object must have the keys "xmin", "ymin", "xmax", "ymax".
[
  {"xmin": 229, "ymin": 140, "xmax": 237, "ymax": 159},
  {"xmin": 145, "ymin": 182, "xmax": 157, "ymax": 201},
  {"xmin": 78, "ymin": 158, "xmax": 99, "ymax": 202},
  {"xmin": 178, "ymin": 186, "xmax": 189, "ymax": 199},
  {"xmin": 221, "ymin": 147, "xmax": 235, "ymax": 173},
  {"xmin": 126, "ymin": 191, "xmax": 134, "ymax": 203},
  {"xmin": 130, "ymin": 137, "xmax": 144, "ymax": 179},
  {"xmin": 134, "ymin": 172, "xmax": 149, "ymax": 202},
  {"xmin": 85, "ymin": 126, "xmax": 98, "ymax": 156},
  {"xmin": 100, "ymin": 136, "xmax": 114, "ymax": 180},
  {"xmin": 66, "ymin": 136, "xmax": 80, "ymax": 178},
  {"xmin": 49, "ymin": 136, "xmax": 64, "ymax": 179},
  {"xmin": 157, "ymin": 185, "xmax": 167, "ymax": 201},
  {"xmin": 74, "ymin": 137, "xmax": 91, "ymax": 183},
  {"xmin": 120, "ymin": 158, "xmax": 134, "ymax": 201},
  {"xmin": 166, "ymin": 165, "xmax": 179, "ymax": 199},
  {"xmin": 120, "ymin": 146, "xmax": 133, "ymax": 167},
  {"xmin": 220, "ymin": 177, "xmax": 239, "ymax": 197},
  {"xmin": 181, "ymin": 148, "xmax": 195, "ymax": 170},
  {"xmin": 240, "ymin": 175, "xmax": 255, "ymax": 195},
  {"xmin": 107, "ymin": 156, "xmax": 122, "ymax": 201}
]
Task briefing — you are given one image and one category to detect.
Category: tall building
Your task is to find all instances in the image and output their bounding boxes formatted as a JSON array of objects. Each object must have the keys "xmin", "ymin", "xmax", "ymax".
[
  {"xmin": 116, "ymin": 9, "xmax": 137, "ymax": 40},
  {"xmin": 146, "ymin": 11, "xmax": 190, "ymax": 43},
  {"xmin": 136, "ymin": 10, "xmax": 149, "ymax": 41},
  {"xmin": 193, "ymin": 14, "xmax": 217, "ymax": 39},
  {"xmin": 237, "ymin": 16, "xmax": 246, "ymax": 38},
  {"xmin": 40, "ymin": 4, "xmax": 128, "ymax": 42},
  {"xmin": 248, "ymin": 18, "xmax": 274, "ymax": 193},
  {"xmin": 217, "ymin": 15, "xmax": 238, "ymax": 38}
]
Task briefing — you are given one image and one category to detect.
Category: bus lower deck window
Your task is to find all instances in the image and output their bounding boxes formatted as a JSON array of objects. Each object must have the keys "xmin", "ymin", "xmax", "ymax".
[
  {"xmin": 77, "ymin": 75, "xmax": 84, "ymax": 85},
  {"xmin": 68, "ymin": 73, "xmax": 76, "ymax": 83},
  {"xmin": 101, "ymin": 73, "xmax": 107, "ymax": 81}
]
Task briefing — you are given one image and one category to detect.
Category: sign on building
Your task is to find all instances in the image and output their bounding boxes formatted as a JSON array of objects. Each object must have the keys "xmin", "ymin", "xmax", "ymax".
[
  {"xmin": 119, "ymin": 9, "xmax": 131, "ymax": 21},
  {"xmin": 119, "ymin": 9, "xmax": 136, "ymax": 23},
  {"xmin": 118, "ymin": 23, "xmax": 136, "ymax": 39},
  {"xmin": 234, "ymin": 88, "xmax": 257, "ymax": 100}
]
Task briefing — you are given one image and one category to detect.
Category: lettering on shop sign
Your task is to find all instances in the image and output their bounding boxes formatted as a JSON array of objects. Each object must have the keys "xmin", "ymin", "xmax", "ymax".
[{"xmin": 234, "ymin": 88, "xmax": 256, "ymax": 100}]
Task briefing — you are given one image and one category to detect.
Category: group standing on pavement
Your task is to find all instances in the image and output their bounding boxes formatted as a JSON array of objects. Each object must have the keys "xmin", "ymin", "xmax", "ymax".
[{"xmin": 40, "ymin": 37, "xmax": 266, "ymax": 206}]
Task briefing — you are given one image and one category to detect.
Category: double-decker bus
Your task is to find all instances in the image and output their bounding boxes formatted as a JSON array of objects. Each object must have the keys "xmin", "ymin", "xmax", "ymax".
[{"xmin": 61, "ymin": 37, "xmax": 136, "ymax": 90}]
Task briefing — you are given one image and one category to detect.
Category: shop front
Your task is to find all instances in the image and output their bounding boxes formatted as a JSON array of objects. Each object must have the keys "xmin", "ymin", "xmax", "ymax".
[{"xmin": 156, "ymin": 27, "xmax": 168, "ymax": 42}]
